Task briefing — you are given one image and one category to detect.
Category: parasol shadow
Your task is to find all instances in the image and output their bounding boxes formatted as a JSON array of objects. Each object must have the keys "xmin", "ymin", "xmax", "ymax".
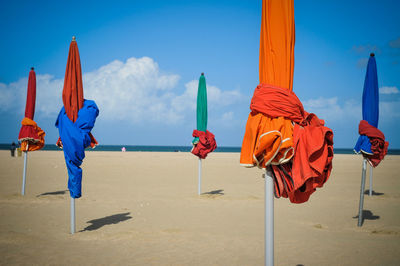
[
  {"xmin": 353, "ymin": 210, "xmax": 380, "ymax": 226},
  {"xmin": 202, "ymin": 189, "xmax": 224, "ymax": 196},
  {"xmin": 36, "ymin": 190, "xmax": 68, "ymax": 197},
  {"xmin": 80, "ymin": 212, "xmax": 132, "ymax": 232},
  {"xmin": 364, "ymin": 190, "xmax": 384, "ymax": 196}
]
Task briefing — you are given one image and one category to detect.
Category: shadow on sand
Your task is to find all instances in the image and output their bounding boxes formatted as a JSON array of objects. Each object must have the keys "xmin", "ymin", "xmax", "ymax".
[
  {"xmin": 36, "ymin": 190, "xmax": 68, "ymax": 197},
  {"xmin": 80, "ymin": 212, "xmax": 132, "ymax": 232},
  {"xmin": 353, "ymin": 210, "xmax": 380, "ymax": 226},
  {"xmin": 202, "ymin": 189, "xmax": 224, "ymax": 196},
  {"xmin": 364, "ymin": 190, "xmax": 384, "ymax": 196}
]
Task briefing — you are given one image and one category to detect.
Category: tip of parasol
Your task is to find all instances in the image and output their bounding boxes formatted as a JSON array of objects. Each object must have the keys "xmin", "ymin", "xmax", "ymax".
[
  {"xmin": 370, "ymin": 52, "xmax": 375, "ymax": 57},
  {"xmin": 72, "ymin": 36, "xmax": 76, "ymax": 41},
  {"xmin": 201, "ymin": 72, "xmax": 204, "ymax": 76},
  {"xmin": 31, "ymin": 67, "xmax": 34, "ymax": 70}
]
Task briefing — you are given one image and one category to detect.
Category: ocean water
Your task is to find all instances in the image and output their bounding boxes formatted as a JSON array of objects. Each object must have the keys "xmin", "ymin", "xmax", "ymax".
[{"xmin": 1, "ymin": 143, "xmax": 400, "ymax": 155}]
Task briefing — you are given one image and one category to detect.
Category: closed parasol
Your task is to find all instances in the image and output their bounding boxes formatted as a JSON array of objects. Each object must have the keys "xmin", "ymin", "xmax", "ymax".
[
  {"xmin": 55, "ymin": 36, "xmax": 99, "ymax": 234},
  {"xmin": 240, "ymin": 0, "xmax": 333, "ymax": 264},
  {"xmin": 18, "ymin": 67, "xmax": 45, "ymax": 195},
  {"xmin": 191, "ymin": 73, "xmax": 217, "ymax": 195},
  {"xmin": 354, "ymin": 53, "xmax": 389, "ymax": 226}
]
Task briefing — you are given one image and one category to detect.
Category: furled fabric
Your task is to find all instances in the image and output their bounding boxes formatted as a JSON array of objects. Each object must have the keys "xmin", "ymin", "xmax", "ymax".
[
  {"xmin": 354, "ymin": 54, "xmax": 379, "ymax": 155},
  {"xmin": 19, "ymin": 117, "xmax": 45, "ymax": 151},
  {"xmin": 55, "ymin": 100, "xmax": 99, "ymax": 198},
  {"xmin": 18, "ymin": 68, "xmax": 46, "ymax": 151},
  {"xmin": 353, "ymin": 53, "xmax": 388, "ymax": 167},
  {"xmin": 191, "ymin": 130, "xmax": 217, "ymax": 159},
  {"xmin": 57, "ymin": 39, "xmax": 98, "ymax": 149},
  {"xmin": 241, "ymin": 0, "xmax": 333, "ymax": 203},
  {"xmin": 356, "ymin": 120, "xmax": 388, "ymax": 167},
  {"xmin": 63, "ymin": 40, "xmax": 84, "ymax": 122},
  {"xmin": 248, "ymin": 84, "xmax": 334, "ymax": 203},
  {"xmin": 240, "ymin": 0, "xmax": 295, "ymax": 167},
  {"xmin": 193, "ymin": 73, "xmax": 208, "ymax": 145}
]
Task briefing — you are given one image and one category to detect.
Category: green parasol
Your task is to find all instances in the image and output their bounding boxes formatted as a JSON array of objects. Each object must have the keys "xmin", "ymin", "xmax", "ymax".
[{"xmin": 193, "ymin": 73, "xmax": 207, "ymax": 144}]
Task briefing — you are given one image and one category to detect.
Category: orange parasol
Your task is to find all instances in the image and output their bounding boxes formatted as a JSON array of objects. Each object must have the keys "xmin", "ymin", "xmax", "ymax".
[
  {"xmin": 240, "ymin": 1, "xmax": 333, "ymax": 264},
  {"xmin": 240, "ymin": 0, "xmax": 333, "ymax": 204},
  {"xmin": 240, "ymin": 0, "xmax": 295, "ymax": 167}
]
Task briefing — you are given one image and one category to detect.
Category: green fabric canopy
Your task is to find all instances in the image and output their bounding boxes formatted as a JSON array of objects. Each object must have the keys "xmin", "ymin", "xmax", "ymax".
[{"xmin": 193, "ymin": 73, "xmax": 207, "ymax": 144}]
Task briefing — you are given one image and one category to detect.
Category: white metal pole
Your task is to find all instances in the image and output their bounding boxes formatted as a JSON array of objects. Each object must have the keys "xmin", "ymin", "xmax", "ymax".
[
  {"xmin": 369, "ymin": 164, "xmax": 373, "ymax": 196},
  {"xmin": 198, "ymin": 158, "xmax": 202, "ymax": 195},
  {"xmin": 265, "ymin": 167, "xmax": 274, "ymax": 266},
  {"xmin": 71, "ymin": 197, "xmax": 76, "ymax": 234},
  {"xmin": 358, "ymin": 158, "xmax": 367, "ymax": 227},
  {"xmin": 21, "ymin": 143, "xmax": 29, "ymax": 195}
]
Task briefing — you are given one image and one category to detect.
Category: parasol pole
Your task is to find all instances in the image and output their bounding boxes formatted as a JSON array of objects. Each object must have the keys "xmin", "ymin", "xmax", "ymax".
[
  {"xmin": 369, "ymin": 164, "xmax": 373, "ymax": 196},
  {"xmin": 21, "ymin": 143, "xmax": 29, "ymax": 195},
  {"xmin": 198, "ymin": 158, "xmax": 202, "ymax": 195},
  {"xmin": 71, "ymin": 197, "xmax": 75, "ymax": 234},
  {"xmin": 265, "ymin": 167, "xmax": 274, "ymax": 266},
  {"xmin": 358, "ymin": 158, "xmax": 367, "ymax": 226}
]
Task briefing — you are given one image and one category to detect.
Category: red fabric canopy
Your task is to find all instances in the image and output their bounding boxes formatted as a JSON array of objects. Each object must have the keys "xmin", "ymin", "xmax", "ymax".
[
  {"xmin": 18, "ymin": 68, "xmax": 45, "ymax": 151},
  {"xmin": 251, "ymin": 84, "xmax": 334, "ymax": 203},
  {"xmin": 191, "ymin": 130, "xmax": 217, "ymax": 159},
  {"xmin": 63, "ymin": 40, "xmax": 84, "ymax": 122},
  {"xmin": 57, "ymin": 38, "xmax": 97, "ymax": 148},
  {"xmin": 358, "ymin": 120, "xmax": 388, "ymax": 167}
]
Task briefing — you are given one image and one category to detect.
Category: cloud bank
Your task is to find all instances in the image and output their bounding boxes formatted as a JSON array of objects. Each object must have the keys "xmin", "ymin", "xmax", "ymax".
[{"xmin": 0, "ymin": 56, "xmax": 242, "ymax": 125}]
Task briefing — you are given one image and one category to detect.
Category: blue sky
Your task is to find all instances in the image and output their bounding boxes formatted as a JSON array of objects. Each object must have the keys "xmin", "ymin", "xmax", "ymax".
[{"xmin": 1, "ymin": 0, "xmax": 399, "ymax": 148}]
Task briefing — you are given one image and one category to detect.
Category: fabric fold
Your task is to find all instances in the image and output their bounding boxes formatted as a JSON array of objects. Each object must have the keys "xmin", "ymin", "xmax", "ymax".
[
  {"xmin": 18, "ymin": 117, "xmax": 45, "ymax": 151},
  {"xmin": 191, "ymin": 130, "xmax": 217, "ymax": 159},
  {"xmin": 355, "ymin": 120, "xmax": 388, "ymax": 167},
  {"xmin": 55, "ymin": 99, "xmax": 99, "ymax": 198},
  {"xmin": 242, "ymin": 83, "xmax": 334, "ymax": 203}
]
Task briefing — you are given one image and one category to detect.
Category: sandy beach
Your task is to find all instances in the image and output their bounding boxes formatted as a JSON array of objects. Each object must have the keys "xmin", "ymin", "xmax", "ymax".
[{"xmin": 0, "ymin": 150, "xmax": 399, "ymax": 265}]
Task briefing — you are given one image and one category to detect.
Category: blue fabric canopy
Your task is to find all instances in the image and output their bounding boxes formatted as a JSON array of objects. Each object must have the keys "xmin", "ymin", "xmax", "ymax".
[
  {"xmin": 55, "ymin": 99, "xmax": 99, "ymax": 198},
  {"xmin": 354, "ymin": 54, "xmax": 379, "ymax": 155}
]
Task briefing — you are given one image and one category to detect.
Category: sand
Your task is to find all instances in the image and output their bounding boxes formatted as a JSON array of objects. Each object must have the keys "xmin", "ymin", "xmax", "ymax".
[{"xmin": 0, "ymin": 150, "xmax": 399, "ymax": 266}]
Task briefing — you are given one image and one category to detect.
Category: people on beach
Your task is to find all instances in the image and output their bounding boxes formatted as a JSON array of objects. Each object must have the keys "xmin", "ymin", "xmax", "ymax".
[{"xmin": 10, "ymin": 142, "xmax": 16, "ymax": 157}]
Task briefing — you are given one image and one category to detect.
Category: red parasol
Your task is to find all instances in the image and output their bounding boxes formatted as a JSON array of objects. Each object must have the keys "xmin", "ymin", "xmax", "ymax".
[
  {"xmin": 18, "ymin": 67, "xmax": 45, "ymax": 151},
  {"xmin": 56, "ymin": 37, "xmax": 97, "ymax": 148}
]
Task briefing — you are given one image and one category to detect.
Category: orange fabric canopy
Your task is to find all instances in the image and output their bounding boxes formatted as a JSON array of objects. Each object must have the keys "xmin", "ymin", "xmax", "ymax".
[
  {"xmin": 240, "ymin": 0, "xmax": 334, "ymax": 203},
  {"xmin": 240, "ymin": 0, "xmax": 295, "ymax": 167},
  {"xmin": 20, "ymin": 117, "xmax": 45, "ymax": 151}
]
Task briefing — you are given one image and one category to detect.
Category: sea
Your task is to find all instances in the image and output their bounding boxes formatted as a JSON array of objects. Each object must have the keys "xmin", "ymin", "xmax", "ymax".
[{"xmin": 1, "ymin": 143, "xmax": 400, "ymax": 155}]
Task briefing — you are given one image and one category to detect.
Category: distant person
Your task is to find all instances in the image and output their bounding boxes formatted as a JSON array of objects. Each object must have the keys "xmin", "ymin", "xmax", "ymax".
[
  {"xmin": 10, "ymin": 142, "xmax": 16, "ymax": 157},
  {"xmin": 121, "ymin": 147, "xmax": 126, "ymax": 152}
]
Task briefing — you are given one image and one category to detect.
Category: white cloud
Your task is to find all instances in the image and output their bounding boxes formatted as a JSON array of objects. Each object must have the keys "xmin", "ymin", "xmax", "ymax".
[
  {"xmin": 83, "ymin": 57, "xmax": 181, "ymax": 123},
  {"xmin": 0, "ymin": 74, "xmax": 63, "ymax": 116},
  {"xmin": 221, "ymin": 111, "xmax": 234, "ymax": 121},
  {"xmin": 170, "ymin": 79, "xmax": 242, "ymax": 113},
  {"xmin": 380, "ymin": 86, "xmax": 399, "ymax": 95},
  {"xmin": 380, "ymin": 100, "xmax": 400, "ymax": 119},
  {"xmin": 302, "ymin": 97, "xmax": 360, "ymax": 124},
  {"xmin": 302, "ymin": 96, "xmax": 400, "ymax": 125},
  {"xmin": 0, "ymin": 56, "xmax": 243, "ymax": 126}
]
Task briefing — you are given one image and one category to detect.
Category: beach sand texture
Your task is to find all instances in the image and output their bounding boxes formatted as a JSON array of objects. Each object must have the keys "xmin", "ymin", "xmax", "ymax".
[{"xmin": 0, "ymin": 150, "xmax": 399, "ymax": 265}]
